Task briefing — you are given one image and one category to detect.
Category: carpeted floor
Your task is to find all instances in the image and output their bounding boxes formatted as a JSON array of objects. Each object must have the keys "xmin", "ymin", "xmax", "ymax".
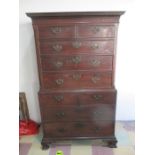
[{"xmin": 19, "ymin": 121, "xmax": 135, "ymax": 155}]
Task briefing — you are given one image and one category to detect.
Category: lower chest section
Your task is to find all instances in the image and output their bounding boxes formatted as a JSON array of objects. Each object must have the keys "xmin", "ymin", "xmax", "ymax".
[{"xmin": 39, "ymin": 89, "xmax": 116, "ymax": 137}]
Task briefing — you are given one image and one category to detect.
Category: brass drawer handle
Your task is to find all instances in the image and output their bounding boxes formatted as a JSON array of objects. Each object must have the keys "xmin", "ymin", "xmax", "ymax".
[
  {"xmin": 55, "ymin": 79, "xmax": 64, "ymax": 85},
  {"xmin": 51, "ymin": 26, "xmax": 61, "ymax": 33},
  {"xmin": 72, "ymin": 41, "xmax": 81, "ymax": 49},
  {"xmin": 72, "ymin": 73, "xmax": 81, "ymax": 80},
  {"xmin": 92, "ymin": 26, "xmax": 100, "ymax": 33},
  {"xmin": 91, "ymin": 59, "xmax": 101, "ymax": 67},
  {"xmin": 54, "ymin": 95, "xmax": 64, "ymax": 102},
  {"xmin": 75, "ymin": 122, "xmax": 84, "ymax": 128},
  {"xmin": 58, "ymin": 128, "xmax": 65, "ymax": 133},
  {"xmin": 94, "ymin": 111, "xmax": 102, "ymax": 115},
  {"xmin": 91, "ymin": 43, "xmax": 99, "ymax": 49},
  {"xmin": 56, "ymin": 112, "xmax": 65, "ymax": 118},
  {"xmin": 93, "ymin": 94, "xmax": 103, "ymax": 100},
  {"xmin": 72, "ymin": 56, "xmax": 81, "ymax": 64},
  {"xmin": 94, "ymin": 127, "xmax": 101, "ymax": 132},
  {"xmin": 91, "ymin": 75, "xmax": 101, "ymax": 83},
  {"xmin": 52, "ymin": 44, "xmax": 62, "ymax": 52},
  {"xmin": 54, "ymin": 61, "xmax": 63, "ymax": 69}
]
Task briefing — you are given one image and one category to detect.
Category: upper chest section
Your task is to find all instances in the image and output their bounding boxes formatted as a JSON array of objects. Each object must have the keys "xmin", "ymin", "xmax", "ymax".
[{"xmin": 27, "ymin": 12, "xmax": 123, "ymax": 39}]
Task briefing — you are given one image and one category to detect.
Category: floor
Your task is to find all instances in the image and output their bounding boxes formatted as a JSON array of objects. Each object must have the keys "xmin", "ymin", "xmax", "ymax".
[{"xmin": 19, "ymin": 121, "xmax": 135, "ymax": 155}]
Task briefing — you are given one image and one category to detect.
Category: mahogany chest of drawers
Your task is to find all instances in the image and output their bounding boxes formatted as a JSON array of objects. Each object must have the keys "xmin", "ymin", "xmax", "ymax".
[{"xmin": 27, "ymin": 12, "xmax": 124, "ymax": 149}]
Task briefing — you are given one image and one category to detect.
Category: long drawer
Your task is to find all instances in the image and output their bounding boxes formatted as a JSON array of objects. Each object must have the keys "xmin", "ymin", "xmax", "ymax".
[
  {"xmin": 41, "ymin": 104, "xmax": 115, "ymax": 122},
  {"xmin": 39, "ymin": 40, "xmax": 114, "ymax": 55},
  {"xmin": 43, "ymin": 121, "xmax": 114, "ymax": 137},
  {"xmin": 39, "ymin": 89, "xmax": 116, "ymax": 106},
  {"xmin": 41, "ymin": 71, "xmax": 112, "ymax": 89},
  {"xmin": 41, "ymin": 55, "xmax": 113, "ymax": 71}
]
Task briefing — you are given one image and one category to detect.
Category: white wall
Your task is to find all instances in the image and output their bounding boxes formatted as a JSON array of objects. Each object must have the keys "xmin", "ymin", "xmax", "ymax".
[{"xmin": 19, "ymin": 0, "xmax": 135, "ymax": 122}]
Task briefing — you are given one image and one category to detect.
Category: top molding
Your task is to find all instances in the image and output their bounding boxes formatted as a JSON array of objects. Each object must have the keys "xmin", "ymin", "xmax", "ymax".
[{"xmin": 26, "ymin": 11, "xmax": 125, "ymax": 18}]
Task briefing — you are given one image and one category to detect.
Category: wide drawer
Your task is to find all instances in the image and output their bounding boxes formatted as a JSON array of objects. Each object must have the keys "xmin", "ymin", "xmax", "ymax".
[
  {"xmin": 43, "ymin": 121, "xmax": 114, "ymax": 137},
  {"xmin": 41, "ymin": 71, "xmax": 112, "ymax": 89},
  {"xmin": 39, "ymin": 90, "xmax": 116, "ymax": 106},
  {"xmin": 41, "ymin": 55, "xmax": 113, "ymax": 71},
  {"xmin": 41, "ymin": 104, "xmax": 115, "ymax": 122},
  {"xmin": 40, "ymin": 40, "xmax": 114, "ymax": 55}
]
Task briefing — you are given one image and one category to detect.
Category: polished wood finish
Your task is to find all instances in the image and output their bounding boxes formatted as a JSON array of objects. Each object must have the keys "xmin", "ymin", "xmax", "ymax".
[{"xmin": 27, "ymin": 11, "xmax": 124, "ymax": 149}]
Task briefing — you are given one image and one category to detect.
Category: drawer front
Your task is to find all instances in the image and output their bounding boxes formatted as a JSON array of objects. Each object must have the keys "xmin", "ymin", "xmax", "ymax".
[
  {"xmin": 39, "ymin": 90, "xmax": 116, "ymax": 106},
  {"xmin": 40, "ymin": 40, "xmax": 114, "ymax": 55},
  {"xmin": 43, "ymin": 121, "xmax": 114, "ymax": 137},
  {"xmin": 41, "ymin": 104, "xmax": 115, "ymax": 122},
  {"xmin": 77, "ymin": 25, "xmax": 115, "ymax": 38},
  {"xmin": 38, "ymin": 25, "xmax": 75, "ymax": 39},
  {"xmin": 42, "ymin": 71, "xmax": 112, "ymax": 89},
  {"xmin": 41, "ymin": 55, "xmax": 113, "ymax": 71}
]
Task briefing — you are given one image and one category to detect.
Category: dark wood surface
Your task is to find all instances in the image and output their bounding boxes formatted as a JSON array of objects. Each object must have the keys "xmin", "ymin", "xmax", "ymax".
[{"xmin": 27, "ymin": 11, "xmax": 124, "ymax": 149}]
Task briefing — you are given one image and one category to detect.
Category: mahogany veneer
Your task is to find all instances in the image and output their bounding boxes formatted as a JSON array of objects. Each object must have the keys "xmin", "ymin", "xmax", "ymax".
[{"xmin": 27, "ymin": 11, "xmax": 124, "ymax": 149}]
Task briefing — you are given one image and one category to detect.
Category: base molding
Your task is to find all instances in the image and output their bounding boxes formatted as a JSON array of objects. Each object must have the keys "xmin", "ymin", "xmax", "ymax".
[{"xmin": 41, "ymin": 136, "xmax": 117, "ymax": 150}]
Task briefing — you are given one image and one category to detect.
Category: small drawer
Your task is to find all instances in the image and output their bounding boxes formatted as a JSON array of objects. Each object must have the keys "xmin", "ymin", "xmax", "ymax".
[
  {"xmin": 42, "ymin": 71, "xmax": 112, "ymax": 89},
  {"xmin": 40, "ymin": 40, "xmax": 114, "ymax": 55},
  {"xmin": 41, "ymin": 104, "xmax": 115, "ymax": 122},
  {"xmin": 43, "ymin": 121, "xmax": 114, "ymax": 137},
  {"xmin": 38, "ymin": 25, "xmax": 75, "ymax": 39},
  {"xmin": 77, "ymin": 25, "xmax": 115, "ymax": 38},
  {"xmin": 41, "ymin": 55, "xmax": 113, "ymax": 71},
  {"xmin": 39, "ymin": 89, "xmax": 116, "ymax": 106}
]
